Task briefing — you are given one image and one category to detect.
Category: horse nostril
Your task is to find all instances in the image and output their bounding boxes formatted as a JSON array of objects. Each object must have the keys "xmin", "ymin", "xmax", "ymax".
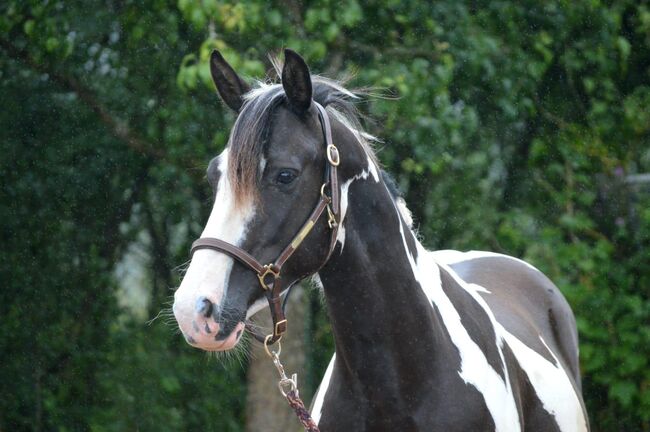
[{"xmin": 196, "ymin": 297, "xmax": 214, "ymax": 318}]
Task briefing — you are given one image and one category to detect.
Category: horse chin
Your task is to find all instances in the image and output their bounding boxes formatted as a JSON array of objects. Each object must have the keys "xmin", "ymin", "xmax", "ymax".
[{"xmin": 188, "ymin": 321, "xmax": 246, "ymax": 352}]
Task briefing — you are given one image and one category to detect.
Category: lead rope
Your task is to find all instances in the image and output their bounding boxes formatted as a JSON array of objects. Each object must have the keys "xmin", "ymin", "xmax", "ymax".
[{"xmin": 265, "ymin": 339, "xmax": 321, "ymax": 432}]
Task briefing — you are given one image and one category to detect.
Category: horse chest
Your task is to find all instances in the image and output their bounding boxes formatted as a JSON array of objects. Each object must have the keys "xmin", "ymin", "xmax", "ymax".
[{"xmin": 317, "ymin": 362, "xmax": 501, "ymax": 432}]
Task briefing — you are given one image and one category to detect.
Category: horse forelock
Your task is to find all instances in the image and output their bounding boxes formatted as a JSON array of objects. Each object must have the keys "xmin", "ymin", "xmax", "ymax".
[
  {"xmin": 225, "ymin": 75, "xmax": 380, "ymax": 207},
  {"xmin": 227, "ymin": 84, "xmax": 283, "ymax": 207}
]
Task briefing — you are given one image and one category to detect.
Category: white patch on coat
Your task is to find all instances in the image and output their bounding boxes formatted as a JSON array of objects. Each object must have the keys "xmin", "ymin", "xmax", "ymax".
[
  {"xmin": 173, "ymin": 148, "xmax": 256, "ymax": 334},
  {"xmin": 401, "ymin": 216, "xmax": 587, "ymax": 431},
  {"xmin": 335, "ymin": 179, "xmax": 353, "ymax": 249},
  {"xmin": 312, "ymin": 353, "xmax": 336, "ymax": 425},
  {"xmin": 366, "ymin": 155, "xmax": 380, "ymax": 182},
  {"xmin": 399, "ymin": 239, "xmax": 521, "ymax": 430},
  {"xmin": 396, "ymin": 197, "xmax": 413, "ymax": 229},
  {"xmin": 432, "ymin": 250, "xmax": 540, "ymax": 273},
  {"xmin": 472, "ymin": 284, "xmax": 492, "ymax": 294},
  {"xmin": 504, "ymin": 334, "xmax": 588, "ymax": 432},
  {"xmin": 336, "ymin": 160, "xmax": 380, "ymax": 250}
]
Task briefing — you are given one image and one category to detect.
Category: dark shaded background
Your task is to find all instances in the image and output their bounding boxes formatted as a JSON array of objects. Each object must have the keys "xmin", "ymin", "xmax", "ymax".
[{"xmin": 1, "ymin": 0, "xmax": 649, "ymax": 430}]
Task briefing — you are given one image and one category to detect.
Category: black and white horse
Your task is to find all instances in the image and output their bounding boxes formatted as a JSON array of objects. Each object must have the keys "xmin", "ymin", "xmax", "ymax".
[{"xmin": 172, "ymin": 50, "xmax": 589, "ymax": 431}]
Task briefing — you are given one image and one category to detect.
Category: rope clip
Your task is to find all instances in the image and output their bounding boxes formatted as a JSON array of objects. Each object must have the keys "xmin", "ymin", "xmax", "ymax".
[{"xmin": 271, "ymin": 350, "xmax": 298, "ymax": 397}]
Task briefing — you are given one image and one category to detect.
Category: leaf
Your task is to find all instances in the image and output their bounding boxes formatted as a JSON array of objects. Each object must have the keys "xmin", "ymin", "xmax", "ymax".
[
  {"xmin": 23, "ymin": 19, "xmax": 34, "ymax": 36},
  {"xmin": 609, "ymin": 381, "xmax": 637, "ymax": 407},
  {"xmin": 45, "ymin": 37, "xmax": 59, "ymax": 52}
]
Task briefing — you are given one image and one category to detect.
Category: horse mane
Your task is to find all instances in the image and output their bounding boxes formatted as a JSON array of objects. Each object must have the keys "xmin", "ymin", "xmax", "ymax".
[
  {"xmin": 382, "ymin": 170, "xmax": 414, "ymax": 229},
  {"xmin": 226, "ymin": 63, "xmax": 379, "ymax": 207}
]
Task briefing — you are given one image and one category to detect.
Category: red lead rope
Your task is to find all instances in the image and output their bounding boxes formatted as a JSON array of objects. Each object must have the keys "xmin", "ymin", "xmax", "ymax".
[{"xmin": 285, "ymin": 390, "xmax": 320, "ymax": 432}]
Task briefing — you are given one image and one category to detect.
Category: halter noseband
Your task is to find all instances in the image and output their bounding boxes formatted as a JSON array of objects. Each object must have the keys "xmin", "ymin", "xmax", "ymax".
[{"xmin": 190, "ymin": 102, "xmax": 341, "ymax": 346}]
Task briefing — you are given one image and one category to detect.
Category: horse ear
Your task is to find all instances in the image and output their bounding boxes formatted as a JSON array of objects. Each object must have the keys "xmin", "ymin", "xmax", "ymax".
[
  {"xmin": 209, "ymin": 50, "xmax": 250, "ymax": 113},
  {"xmin": 282, "ymin": 49, "xmax": 312, "ymax": 114}
]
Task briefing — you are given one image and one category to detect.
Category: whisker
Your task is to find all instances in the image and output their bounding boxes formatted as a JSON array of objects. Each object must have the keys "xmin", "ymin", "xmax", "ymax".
[
  {"xmin": 198, "ymin": 330, "xmax": 253, "ymax": 369},
  {"xmin": 243, "ymin": 319, "xmax": 272, "ymax": 334},
  {"xmin": 173, "ymin": 259, "xmax": 191, "ymax": 274},
  {"xmin": 147, "ymin": 308, "xmax": 168, "ymax": 325}
]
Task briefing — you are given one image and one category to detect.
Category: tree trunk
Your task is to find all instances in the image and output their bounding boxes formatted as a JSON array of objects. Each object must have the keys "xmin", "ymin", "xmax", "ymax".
[{"xmin": 245, "ymin": 284, "xmax": 309, "ymax": 432}]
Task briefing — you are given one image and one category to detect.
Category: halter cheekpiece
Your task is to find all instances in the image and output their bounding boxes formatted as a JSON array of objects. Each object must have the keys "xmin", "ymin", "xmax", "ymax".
[{"xmin": 190, "ymin": 101, "xmax": 341, "ymax": 347}]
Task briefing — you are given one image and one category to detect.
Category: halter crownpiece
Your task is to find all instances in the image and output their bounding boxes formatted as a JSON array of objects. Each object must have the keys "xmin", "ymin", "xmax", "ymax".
[{"xmin": 190, "ymin": 101, "xmax": 341, "ymax": 347}]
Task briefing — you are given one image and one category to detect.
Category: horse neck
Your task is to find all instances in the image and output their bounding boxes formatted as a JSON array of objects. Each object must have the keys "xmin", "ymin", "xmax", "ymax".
[{"xmin": 318, "ymin": 173, "xmax": 448, "ymax": 396}]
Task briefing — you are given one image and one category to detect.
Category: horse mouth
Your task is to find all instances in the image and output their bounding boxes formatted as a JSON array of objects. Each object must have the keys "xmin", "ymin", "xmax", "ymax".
[{"xmin": 183, "ymin": 321, "xmax": 246, "ymax": 352}]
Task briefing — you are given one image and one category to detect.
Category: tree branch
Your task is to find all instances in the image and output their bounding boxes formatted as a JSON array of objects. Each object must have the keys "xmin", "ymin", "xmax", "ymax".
[
  {"xmin": 0, "ymin": 39, "xmax": 165, "ymax": 160},
  {"xmin": 143, "ymin": 193, "xmax": 173, "ymax": 316},
  {"xmin": 101, "ymin": 161, "xmax": 153, "ymax": 260},
  {"xmin": 498, "ymin": 49, "xmax": 565, "ymax": 210},
  {"xmin": 285, "ymin": 0, "xmax": 306, "ymax": 39}
]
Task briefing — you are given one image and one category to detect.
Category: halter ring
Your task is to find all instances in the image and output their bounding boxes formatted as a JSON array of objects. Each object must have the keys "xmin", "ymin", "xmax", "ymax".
[
  {"xmin": 264, "ymin": 335, "xmax": 282, "ymax": 358},
  {"xmin": 327, "ymin": 144, "xmax": 340, "ymax": 166},
  {"xmin": 320, "ymin": 183, "xmax": 330, "ymax": 201},
  {"xmin": 258, "ymin": 264, "xmax": 280, "ymax": 290}
]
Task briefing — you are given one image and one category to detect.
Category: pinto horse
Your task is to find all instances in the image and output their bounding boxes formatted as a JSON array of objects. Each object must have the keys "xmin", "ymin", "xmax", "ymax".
[{"xmin": 172, "ymin": 49, "xmax": 589, "ymax": 431}]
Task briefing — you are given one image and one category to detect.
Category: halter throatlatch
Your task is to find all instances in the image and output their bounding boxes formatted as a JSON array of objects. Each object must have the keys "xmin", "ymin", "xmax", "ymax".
[{"xmin": 190, "ymin": 102, "xmax": 341, "ymax": 347}]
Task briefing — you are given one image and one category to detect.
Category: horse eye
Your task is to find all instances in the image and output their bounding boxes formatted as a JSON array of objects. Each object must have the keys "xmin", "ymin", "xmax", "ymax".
[{"xmin": 276, "ymin": 169, "xmax": 297, "ymax": 185}]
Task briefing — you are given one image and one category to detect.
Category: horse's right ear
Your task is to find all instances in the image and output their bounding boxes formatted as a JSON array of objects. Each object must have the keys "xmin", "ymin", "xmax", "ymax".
[{"xmin": 209, "ymin": 50, "xmax": 250, "ymax": 113}]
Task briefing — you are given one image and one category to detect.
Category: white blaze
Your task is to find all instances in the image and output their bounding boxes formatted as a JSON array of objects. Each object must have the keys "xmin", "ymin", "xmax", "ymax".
[{"xmin": 173, "ymin": 148, "xmax": 256, "ymax": 331}]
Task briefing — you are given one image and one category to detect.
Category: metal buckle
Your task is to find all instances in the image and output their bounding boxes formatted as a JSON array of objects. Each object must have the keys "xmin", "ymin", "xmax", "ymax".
[
  {"xmin": 327, "ymin": 144, "xmax": 340, "ymax": 166},
  {"xmin": 326, "ymin": 204, "xmax": 337, "ymax": 229},
  {"xmin": 319, "ymin": 184, "xmax": 337, "ymax": 229},
  {"xmin": 274, "ymin": 319, "xmax": 288, "ymax": 337},
  {"xmin": 257, "ymin": 264, "xmax": 279, "ymax": 290}
]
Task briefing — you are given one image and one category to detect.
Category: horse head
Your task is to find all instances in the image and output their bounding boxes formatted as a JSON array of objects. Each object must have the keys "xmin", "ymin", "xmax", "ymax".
[{"xmin": 172, "ymin": 49, "xmax": 371, "ymax": 351}]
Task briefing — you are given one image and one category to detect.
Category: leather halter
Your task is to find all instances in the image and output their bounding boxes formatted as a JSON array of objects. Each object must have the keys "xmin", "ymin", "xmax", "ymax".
[{"xmin": 190, "ymin": 102, "xmax": 341, "ymax": 346}]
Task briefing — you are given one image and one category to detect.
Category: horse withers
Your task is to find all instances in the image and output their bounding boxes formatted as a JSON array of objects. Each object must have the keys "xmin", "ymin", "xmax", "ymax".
[{"xmin": 172, "ymin": 49, "xmax": 589, "ymax": 431}]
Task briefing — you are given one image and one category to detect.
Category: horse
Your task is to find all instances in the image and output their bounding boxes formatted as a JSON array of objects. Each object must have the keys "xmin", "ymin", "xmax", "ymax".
[{"xmin": 172, "ymin": 49, "xmax": 590, "ymax": 431}]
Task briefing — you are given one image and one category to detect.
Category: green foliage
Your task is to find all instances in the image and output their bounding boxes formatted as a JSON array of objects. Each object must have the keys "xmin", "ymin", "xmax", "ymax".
[
  {"xmin": 89, "ymin": 321, "xmax": 246, "ymax": 432},
  {"xmin": 1, "ymin": 0, "xmax": 649, "ymax": 431}
]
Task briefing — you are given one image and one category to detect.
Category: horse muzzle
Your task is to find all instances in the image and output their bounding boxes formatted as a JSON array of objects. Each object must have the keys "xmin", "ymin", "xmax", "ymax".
[{"xmin": 173, "ymin": 295, "xmax": 246, "ymax": 351}]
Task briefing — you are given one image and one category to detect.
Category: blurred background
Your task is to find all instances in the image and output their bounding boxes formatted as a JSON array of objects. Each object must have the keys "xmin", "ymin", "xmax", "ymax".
[{"xmin": 1, "ymin": 0, "xmax": 649, "ymax": 431}]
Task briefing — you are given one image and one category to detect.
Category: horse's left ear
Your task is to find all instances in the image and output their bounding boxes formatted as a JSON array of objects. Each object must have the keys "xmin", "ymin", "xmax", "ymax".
[
  {"xmin": 282, "ymin": 49, "xmax": 312, "ymax": 114},
  {"xmin": 210, "ymin": 50, "xmax": 250, "ymax": 113}
]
